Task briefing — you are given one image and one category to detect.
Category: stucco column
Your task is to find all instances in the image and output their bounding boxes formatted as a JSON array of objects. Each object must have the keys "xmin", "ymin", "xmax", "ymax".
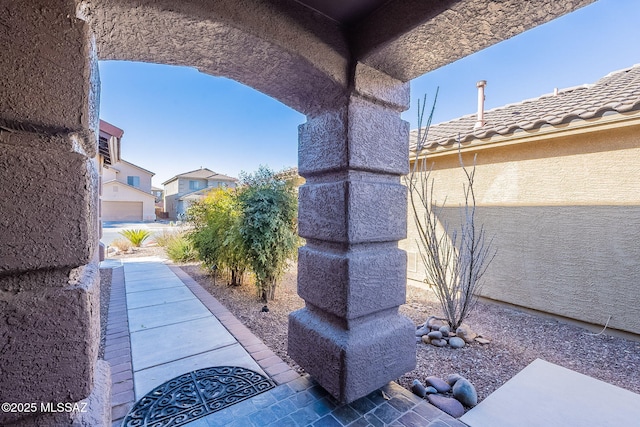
[
  {"xmin": 0, "ymin": 1, "xmax": 110, "ymax": 425},
  {"xmin": 289, "ymin": 63, "xmax": 416, "ymax": 403}
]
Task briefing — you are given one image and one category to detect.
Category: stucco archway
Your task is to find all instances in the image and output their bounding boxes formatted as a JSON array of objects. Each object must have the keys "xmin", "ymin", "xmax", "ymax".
[{"xmin": 1, "ymin": 0, "xmax": 595, "ymax": 424}]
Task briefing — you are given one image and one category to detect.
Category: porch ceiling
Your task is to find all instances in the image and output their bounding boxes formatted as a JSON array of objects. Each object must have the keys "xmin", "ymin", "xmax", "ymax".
[
  {"xmin": 89, "ymin": 0, "xmax": 594, "ymax": 114},
  {"xmin": 291, "ymin": 0, "xmax": 597, "ymax": 81}
]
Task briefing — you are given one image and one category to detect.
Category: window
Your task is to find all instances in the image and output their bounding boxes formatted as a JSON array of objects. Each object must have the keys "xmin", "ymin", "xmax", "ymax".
[
  {"xmin": 127, "ymin": 176, "xmax": 140, "ymax": 188},
  {"xmin": 189, "ymin": 180, "xmax": 202, "ymax": 190}
]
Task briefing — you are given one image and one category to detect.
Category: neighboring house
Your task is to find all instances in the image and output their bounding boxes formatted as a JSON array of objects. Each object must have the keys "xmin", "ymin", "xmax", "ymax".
[
  {"xmin": 99, "ymin": 120, "xmax": 157, "ymax": 221},
  {"xmin": 162, "ymin": 167, "xmax": 237, "ymax": 219},
  {"xmin": 403, "ymin": 65, "xmax": 640, "ymax": 336}
]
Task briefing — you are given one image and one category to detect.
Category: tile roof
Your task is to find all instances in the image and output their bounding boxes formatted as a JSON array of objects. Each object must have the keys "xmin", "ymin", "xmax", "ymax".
[{"xmin": 411, "ymin": 64, "xmax": 640, "ymax": 151}]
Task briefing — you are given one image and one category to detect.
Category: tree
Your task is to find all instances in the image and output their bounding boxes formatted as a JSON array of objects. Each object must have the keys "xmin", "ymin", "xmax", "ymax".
[
  {"xmin": 407, "ymin": 94, "xmax": 496, "ymax": 330},
  {"xmin": 188, "ymin": 188, "xmax": 247, "ymax": 286},
  {"xmin": 238, "ymin": 166, "xmax": 298, "ymax": 302}
]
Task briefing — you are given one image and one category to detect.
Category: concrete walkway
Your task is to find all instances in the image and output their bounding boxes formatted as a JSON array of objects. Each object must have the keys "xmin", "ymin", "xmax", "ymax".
[{"xmin": 102, "ymin": 256, "xmax": 465, "ymax": 427}]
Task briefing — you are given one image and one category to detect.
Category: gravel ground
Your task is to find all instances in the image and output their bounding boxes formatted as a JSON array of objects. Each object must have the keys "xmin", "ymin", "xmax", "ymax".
[{"xmin": 179, "ymin": 261, "xmax": 640, "ymax": 403}]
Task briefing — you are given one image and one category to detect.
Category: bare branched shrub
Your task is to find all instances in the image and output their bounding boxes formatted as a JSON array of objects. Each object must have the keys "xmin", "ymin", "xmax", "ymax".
[{"xmin": 407, "ymin": 94, "xmax": 496, "ymax": 330}]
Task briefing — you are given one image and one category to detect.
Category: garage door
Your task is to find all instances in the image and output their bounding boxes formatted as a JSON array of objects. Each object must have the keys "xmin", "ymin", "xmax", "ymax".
[{"xmin": 102, "ymin": 201, "xmax": 143, "ymax": 221}]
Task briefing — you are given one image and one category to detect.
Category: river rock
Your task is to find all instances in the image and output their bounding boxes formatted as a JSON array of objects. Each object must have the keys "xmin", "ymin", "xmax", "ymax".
[
  {"xmin": 425, "ymin": 386, "xmax": 438, "ymax": 394},
  {"xmin": 415, "ymin": 325, "xmax": 430, "ymax": 337},
  {"xmin": 447, "ymin": 374, "xmax": 464, "ymax": 386},
  {"xmin": 453, "ymin": 378, "xmax": 478, "ymax": 407},
  {"xmin": 430, "ymin": 338, "xmax": 447, "ymax": 347},
  {"xmin": 425, "ymin": 376, "xmax": 451, "ymax": 393},
  {"xmin": 439, "ymin": 325, "xmax": 451, "ymax": 337},
  {"xmin": 421, "ymin": 335, "xmax": 431, "ymax": 344},
  {"xmin": 475, "ymin": 337, "xmax": 491, "ymax": 345},
  {"xmin": 427, "ymin": 317, "xmax": 446, "ymax": 330},
  {"xmin": 427, "ymin": 394, "xmax": 465, "ymax": 418},
  {"xmin": 427, "ymin": 331, "xmax": 442, "ymax": 340},
  {"xmin": 411, "ymin": 379, "xmax": 428, "ymax": 398},
  {"xmin": 456, "ymin": 324, "xmax": 477, "ymax": 343},
  {"xmin": 449, "ymin": 337, "xmax": 465, "ymax": 349}
]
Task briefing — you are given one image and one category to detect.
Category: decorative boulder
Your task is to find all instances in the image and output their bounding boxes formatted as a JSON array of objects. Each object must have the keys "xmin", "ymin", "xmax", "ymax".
[
  {"xmin": 453, "ymin": 378, "xmax": 478, "ymax": 407},
  {"xmin": 427, "ymin": 331, "xmax": 442, "ymax": 340},
  {"xmin": 411, "ymin": 379, "xmax": 428, "ymax": 398},
  {"xmin": 430, "ymin": 338, "xmax": 447, "ymax": 347},
  {"xmin": 439, "ymin": 325, "xmax": 451, "ymax": 337},
  {"xmin": 449, "ymin": 337, "xmax": 465, "ymax": 349},
  {"xmin": 456, "ymin": 324, "xmax": 478, "ymax": 343},
  {"xmin": 447, "ymin": 374, "xmax": 464, "ymax": 386},
  {"xmin": 425, "ymin": 376, "xmax": 451, "ymax": 393},
  {"xmin": 427, "ymin": 394, "xmax": 465, "ymax": 418},
  {"xmin": 415, "ymin": 325, "xmax": 430, "ymax": 337}
]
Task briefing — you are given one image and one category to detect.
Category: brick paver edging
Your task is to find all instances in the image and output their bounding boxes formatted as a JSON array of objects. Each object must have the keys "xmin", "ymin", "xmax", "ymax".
[
  {"xmin": 167, "ymin": 264, "xmax": 301, "ymax": 385},
  {"xmin": 102, "ymin": 265, "xmax": 135, "ymax": 427}
]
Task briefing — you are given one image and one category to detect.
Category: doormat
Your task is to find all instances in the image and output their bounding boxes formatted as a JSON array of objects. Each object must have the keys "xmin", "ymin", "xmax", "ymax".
[{"xmin": 122, "ymin": 366, "xmax": 275, "ymax": 427}]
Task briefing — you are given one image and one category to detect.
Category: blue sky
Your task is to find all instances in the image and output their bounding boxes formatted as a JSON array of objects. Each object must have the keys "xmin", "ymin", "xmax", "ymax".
[{"xmin": 98, "ymin": 0, "xmax": 640, "ymax": 187}]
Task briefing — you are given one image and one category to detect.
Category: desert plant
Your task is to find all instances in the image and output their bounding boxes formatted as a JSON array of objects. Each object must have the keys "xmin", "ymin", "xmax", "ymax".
[
  {"xmin": 407, "ymin": 93, "xmax": 496, "ymax": 330},
  {"xmin": 110, "ymin": 237, "xmax": 132, "ymax": 253},
  {"xmin": 119, "ymin": 229, "xmax": 152, "ymax": 247},
  {"xmin": 165, "ymin": 233, "xmax": 198, "ymax": 262},
  {"xmin": 188, "ymin": 188, "xmax": 248, "ymax": 286},
  {"xmin": 238, "ymin": 166, "xmax": 298, "ymax": 302}
]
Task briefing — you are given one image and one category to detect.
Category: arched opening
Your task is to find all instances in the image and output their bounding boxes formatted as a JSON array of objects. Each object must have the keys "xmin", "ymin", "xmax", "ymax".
[{"xmin": 1, "ymin": 1, "xmax": 597, "ymax": 424}]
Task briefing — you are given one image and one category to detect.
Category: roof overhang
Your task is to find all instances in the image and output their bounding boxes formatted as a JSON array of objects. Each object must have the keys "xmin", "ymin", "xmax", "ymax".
[{"xmin": 412, "ymin": 110, "xmax": 640, "ymax": 161}]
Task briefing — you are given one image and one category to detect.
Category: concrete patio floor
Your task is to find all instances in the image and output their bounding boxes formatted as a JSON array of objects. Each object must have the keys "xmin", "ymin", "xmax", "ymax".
[
  {"xmin": 101, "ymin": 256, "xmax": 465, "ymax": 426},
  {"xmin": 461, "ymin": 358, "xmax": 640, "ymax": 427}
]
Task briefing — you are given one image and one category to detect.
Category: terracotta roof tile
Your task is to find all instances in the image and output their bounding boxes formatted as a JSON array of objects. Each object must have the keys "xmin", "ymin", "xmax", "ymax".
[{"xmin": 411, "ymin": 64, "xmax": 640, "ymax": 151}]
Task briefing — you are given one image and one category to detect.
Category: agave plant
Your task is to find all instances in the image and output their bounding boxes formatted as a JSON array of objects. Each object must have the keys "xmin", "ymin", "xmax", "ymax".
[{"xmin": 119, "ymin": 229, "xmax": 152, "ymax": 247}]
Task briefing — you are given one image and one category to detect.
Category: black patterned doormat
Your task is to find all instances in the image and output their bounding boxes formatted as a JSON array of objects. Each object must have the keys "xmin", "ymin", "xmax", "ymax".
[{"xmin": 122, "ymin": 366, "xmax": 275, "ymax": 427}]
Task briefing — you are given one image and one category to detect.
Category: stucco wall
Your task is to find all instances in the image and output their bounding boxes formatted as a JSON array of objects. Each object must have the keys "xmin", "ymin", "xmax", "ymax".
[
  {"xmin": 401, "ymin": 123, "xmax": 640, "ymax": 335},
  {"xmin": 102, "ymin": 182, "xmax": 156, "ymax": 221},
  {"xmin": 111, "ymin": 160, "xmax": 153, "ymax": 192}
]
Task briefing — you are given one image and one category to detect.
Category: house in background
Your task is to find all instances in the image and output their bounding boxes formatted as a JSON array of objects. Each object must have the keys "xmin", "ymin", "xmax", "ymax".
[
  {"xmin": 163, "ymin": 167, "xmax": 238, "ymax": 220},
  {"xmin": 99, "ymin": 120, "xmax": 157, "ymax": 221},
  {"xmin": 403, "ymin": 65, "xmax": 640, "ymax": 337}
]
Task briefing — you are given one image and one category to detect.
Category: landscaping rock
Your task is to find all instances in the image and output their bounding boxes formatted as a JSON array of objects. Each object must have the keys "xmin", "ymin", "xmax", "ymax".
[
  {"xmin": 411, "ymin": 379, "xmax": 428, "ymax": 398},
  {"xmin": 449, "ymin": 337, "xmax": 465, "ymax": 349},
  {"xmin": 439, "ymin": 325, "xmax": 451, "ymax": 337},
  {"xmin": 447, "ymin": 374, "xmax": 464, "ymax": 386},
  {"xmin": 421, "ymin": 335, "xmax": 431, "ymax": 344},
  {"xmin": 425, "ymin": 386, "xmax": 438, "ymax": 394},
  {"xmin": 456, "ymin": 324, "xmax": 477, "ymax": 343},
  {"xmin": 415, "ymin": 325, "xmax": 430, "ymax": 337},
  {"xmin": 427, "ymin": 331, "xmax": 443, "ymax": 340},
  {"xmin": 430, "ymin": 338, "xmax": 447, "ymax": 347},
  {"xmin": 427, "ymin": 317, "xmax": 446, "ymax": 330},
  {"xmin": 427, "ymin": 394, "xmax": 465, "ymax": 418},
  {"xmin": 475, "ymin": 337, "xmax": 491, "ymax": 345},
  {"xmin": 425, "ymin": 376, "xmax": 451, "ymax": 393},
  {"xmin": 453, "ymin": 378, "xmax": 478, "ymax": 407}
]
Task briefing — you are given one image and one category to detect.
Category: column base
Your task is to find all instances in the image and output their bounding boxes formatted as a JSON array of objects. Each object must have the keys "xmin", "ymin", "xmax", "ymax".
[
  {"xmin": 288, "ymin": 307, "xmax": 416, "ymax": 403},
  {"xmin": 5, "ymin": 360, "xmax": 111, "ymax": 427}
]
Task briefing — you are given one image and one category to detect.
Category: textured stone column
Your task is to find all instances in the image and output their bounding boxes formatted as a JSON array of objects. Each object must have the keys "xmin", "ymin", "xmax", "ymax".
[
  {"xmin": 289, "ymin": 64, "xmax": 416, "ymax": 403},
  {"xmin": 0, "ymin": 1, "xmax": 109, "ymax": 425}
]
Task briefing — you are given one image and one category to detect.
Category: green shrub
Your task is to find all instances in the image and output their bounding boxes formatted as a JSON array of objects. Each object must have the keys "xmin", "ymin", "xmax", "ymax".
[
  {"xmin": 238, "ymin": 166, "xmax": 298, "ymax": 302},
  {"xmin": 188, "ymin": 188, "xmax": 248, "ymax": 286},
  {"xmin": 165, "ymin": 233, "xmax": 198, "ymax": 262},
  {"xmin": 119, "ymin": 229, "xmax": 152, "ymax": 247}
]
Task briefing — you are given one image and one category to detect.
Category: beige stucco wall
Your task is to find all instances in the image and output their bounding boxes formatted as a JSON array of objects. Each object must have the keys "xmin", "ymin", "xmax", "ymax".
[
  {"xmin": 105, "ymin": 160, "xmax": 153, "ymax": 192},
  {"xmin": 102, "ymin": 182, "xmax": 156, "ymax": 221},
  {"xmin": 401, "ymin": 122, "xmax": 640, "ymax": 336}
]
